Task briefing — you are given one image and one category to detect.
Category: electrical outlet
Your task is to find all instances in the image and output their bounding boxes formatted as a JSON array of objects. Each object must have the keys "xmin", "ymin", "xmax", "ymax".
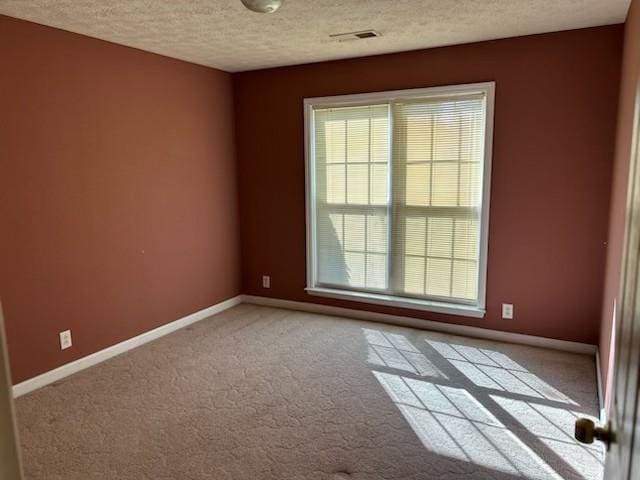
[
  {"xmin": 262, "ymin": 275, "xmax": 271, "ymax": 288},
  {"xmin": 59, "ymin": 330, "xmax": 72, "ymax": 350},
  {"xmin": 502, "ymin": 304, "xmax": 514, "ymax": 320}
]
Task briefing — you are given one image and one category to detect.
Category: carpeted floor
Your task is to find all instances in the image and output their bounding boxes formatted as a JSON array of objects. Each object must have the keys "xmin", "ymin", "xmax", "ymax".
[{"xmin": 16, "ymin": 304, "xmax": 603, "ymax": 480}]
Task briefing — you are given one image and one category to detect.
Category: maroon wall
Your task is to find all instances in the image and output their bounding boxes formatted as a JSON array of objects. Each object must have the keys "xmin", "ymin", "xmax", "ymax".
[
  {"xmin": 234, "ymin": 26, "xmax": 622, "ymax": 344},
  {"xmin": 0, "ymin": 15, "xmax": 626, "ymax": 385},
  {"xmin": 0, "ymin": 16, "xmax": 241, "ymax": 383},
  {"xmin": 600, "ymin": 0, "xmax": 640, "ymax": 411}
]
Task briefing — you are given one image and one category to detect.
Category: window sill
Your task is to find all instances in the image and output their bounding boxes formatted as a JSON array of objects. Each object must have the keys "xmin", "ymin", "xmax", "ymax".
[{"xmin": 305, "ymin": 287, "xmax": 485, "ymax": 318}]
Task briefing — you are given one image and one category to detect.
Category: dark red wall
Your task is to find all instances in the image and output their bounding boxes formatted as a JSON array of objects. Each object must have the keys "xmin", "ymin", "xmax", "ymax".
[
  {"xmin": 600, "ymin": 0, "xmax": 640, "ymax": 411},
  {"xmin": 234, "ymin": 26, "xmax": 623, "ymax": 345},
  {"xmin": 0, "ymin": 16, "xmax": 241, "ymax": 383},
  {"xmin": 0, "ymin": 15, "xmax": 626, "ymax": 385}
]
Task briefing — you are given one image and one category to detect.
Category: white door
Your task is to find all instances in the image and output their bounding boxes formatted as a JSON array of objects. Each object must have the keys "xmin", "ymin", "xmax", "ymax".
[
  {"xmin": 0, "ymin": 302, "xmax": 23, "ymax": 479},
  {"xmin": 576, "ymin": 87, "xmax": 640, "ymax": 479}
]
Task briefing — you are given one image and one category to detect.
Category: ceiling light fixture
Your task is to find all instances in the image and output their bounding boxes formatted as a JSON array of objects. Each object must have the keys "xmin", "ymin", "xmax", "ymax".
[{"xmin": 240, "ymin": 0, "xmax": 284, "ymax": 13}]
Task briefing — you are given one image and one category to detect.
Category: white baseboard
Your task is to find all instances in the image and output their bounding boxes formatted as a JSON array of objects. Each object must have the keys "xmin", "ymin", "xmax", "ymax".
[
  {"xmin": 241, "ymin": 295, "xmax": 598, "ymax": 355},
  {"xmin": 13, "ymin": 293, "xmax": 598, "ymax": 398},
  {"xmin": 595, "ymin": 349, "xmax": 606, "ymax": 423},
  {"xmin": 12, "ymin": 295, "xmax": 243, "ymax": 398}
]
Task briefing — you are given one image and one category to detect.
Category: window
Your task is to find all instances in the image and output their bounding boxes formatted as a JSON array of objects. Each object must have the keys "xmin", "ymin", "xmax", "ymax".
[{"xmin": 305, "ymin": 82, "xmax": 494, "ymax": 317}]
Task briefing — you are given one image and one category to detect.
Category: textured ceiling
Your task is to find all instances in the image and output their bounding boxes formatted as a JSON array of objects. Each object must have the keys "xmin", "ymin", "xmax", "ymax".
[{"xmin": 0, "ymin": 0, "xmax": 630, "ymax": 72}]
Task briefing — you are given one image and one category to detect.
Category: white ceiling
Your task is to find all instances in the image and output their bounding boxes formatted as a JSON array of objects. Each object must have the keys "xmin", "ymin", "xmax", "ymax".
[{"xmin": 0, "ymin": 0, "xmax": 630, "ymax": 72}]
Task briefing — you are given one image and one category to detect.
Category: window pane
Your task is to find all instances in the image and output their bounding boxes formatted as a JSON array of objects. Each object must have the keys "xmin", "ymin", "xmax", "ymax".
[
  {"xmin": 434, "ymin": 107, "xmax": 461, "ymax": 162},
  {"xmin": 330, "ymin": 213, "xmax": 344, "ymax": 247},
  {"xmin": 454, "ymin": 219, "xmax": 479, "ymax": 260},
  {"xmin": 366, "ymin": 253, "xmax": 387, "ymax": 289},
  {"xmin": 427, "ymin": 217, "xmax": 454, "ymax": 258},
  {"xmin": 346, "ymin": 118, "xmax": 370, "ymax": 163},
  {"xmin": 317, "ymin": 213, "xmax": 347, "ymax": 286},
  {"xmin": 405, "ymin": 217, "xmax": 426, "ymax": 256},
  {"xmin": 406, "ymin": 114, "xmax": 432, "ymax": 163},
  {"xmin": 370, "ymin": 164, "xmax": 388, "ymax": 205},
  {"xmin": 367, "ymin": 215, "xmax": 387, "ymax": 254},
  {"xmin": 326, "ymin": 164, "xmax": 345, "ymax": 204},
  {"xmin": 346, "ymin": 164, "xmax": 369, "ymax": 204},
  {"xmin": 452, "ymin": 260, "xmax": 478, "ymax": 300},
  {"xmin": 459, "ymin": 110, "xmax": 483, "ymax": 163},
  {"xmin": 431, "ymin": 162, "xmax": 459, "ymax": 207},
  {"xmin": 426, "ymin": 258, "xmax": 452, "ymax": 297},
  {"xmin": 371, "ymin": 117, "xmax": 389, "ymax": 163},
  {"xmin": 406, "ymin": 164, "xmax": 431, "ymax": 206},
  {"xmin": 344, "ymin": 214, "xmax": 365, "ymax": 251},
  {"xmin": 459, "ymin": 163, "xmax": 481, "ymax": 207},
  {"xmin": 324, "ymin": 120, "xmax": 346, "ymax": 163},
  {"xmin": 344, "ymin": 251, "xmax": 365, "ymax": 287},
  {"xmin": 404, "ymin": 256, "xmax": 425, "ymax": 295}
]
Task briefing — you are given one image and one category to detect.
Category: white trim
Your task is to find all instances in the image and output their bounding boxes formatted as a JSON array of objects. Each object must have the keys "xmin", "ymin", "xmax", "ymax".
[
  {"xmin": 12, "ymin": 295, "xmax": 599, "ymax": 400},
  {"xmin": 595, "ymin": 348, "xmax": 606, "ymax": 424},
  {"xmin": 304, "ymin": 95, "xmax": 316, "ymax": 290},
  {"xmin": 306, "ymin": 287, "xmax": 485, "ymax": 318},
  {"xmin": 242, "ymin": 295, "xmax": 597, "ymax": 355},
  {"xmin": 12, "ymin": 295, "xmax": 243, "ymax": 398},
  {"xmin": 477, "ymin": 84, "xmax": 495, "ymax": 311},
  {"xmin": 303, "ymin": 82, "xmax": 495, "ymax": 316},
  {"xmin": 303, "ymin": 82, "xmax": 496, "ymax": 107}
]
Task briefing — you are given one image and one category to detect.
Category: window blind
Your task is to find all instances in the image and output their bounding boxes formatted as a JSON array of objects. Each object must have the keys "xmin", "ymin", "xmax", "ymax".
[
  {"xmin": 314, "ymin": 104, "xmax": 390, "ymax": 290},
  {"xmin": 392, "ymin": 95, "xmax": 485, "ymax": 302},
  {"xmin": 310, "ymin": 86, "xmax": 490, "ymax": 309}
]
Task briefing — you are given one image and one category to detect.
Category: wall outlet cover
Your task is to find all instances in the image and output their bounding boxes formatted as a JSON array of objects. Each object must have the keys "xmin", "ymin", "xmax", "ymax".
[
  {"xmin": 59, "ymin": 330, "xmax": 72, "ymax": 350},
  {"xmin": 502, "ymin": 304, "xmax": 514, "ymax": 319}
]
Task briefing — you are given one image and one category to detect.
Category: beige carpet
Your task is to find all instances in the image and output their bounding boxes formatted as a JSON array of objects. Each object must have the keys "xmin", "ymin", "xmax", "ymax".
[{"xmin": 16, "ymin": 304, "xmax": 603, "ymax": 480}]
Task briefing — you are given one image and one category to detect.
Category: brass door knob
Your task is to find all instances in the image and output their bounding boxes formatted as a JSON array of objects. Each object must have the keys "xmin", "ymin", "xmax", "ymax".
[{"xmin": 575, "ymin": 418, "xmax": 615, "ymax": 447}]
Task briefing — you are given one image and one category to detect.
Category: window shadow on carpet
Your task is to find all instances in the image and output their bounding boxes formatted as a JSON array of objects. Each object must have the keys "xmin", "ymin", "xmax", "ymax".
[{"xmin": 363, "ymin": 328, "xmax": 603, "ymax": 480}]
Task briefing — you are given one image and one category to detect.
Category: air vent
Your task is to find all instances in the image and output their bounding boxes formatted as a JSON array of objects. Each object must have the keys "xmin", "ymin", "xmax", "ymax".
[
  {"xmin": 329, "ymin": 30, "xmax": 381, "ymax": 42},
  {"xmin": 354, "ymin": 31, "xmax": 378, "ymax": 39}
]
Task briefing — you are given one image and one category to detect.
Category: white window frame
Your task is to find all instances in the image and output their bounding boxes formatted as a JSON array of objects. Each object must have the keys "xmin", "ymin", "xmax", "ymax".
[{"xmin": 304, "ymin": 82, "xmax": 495, "ymax": 318}]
